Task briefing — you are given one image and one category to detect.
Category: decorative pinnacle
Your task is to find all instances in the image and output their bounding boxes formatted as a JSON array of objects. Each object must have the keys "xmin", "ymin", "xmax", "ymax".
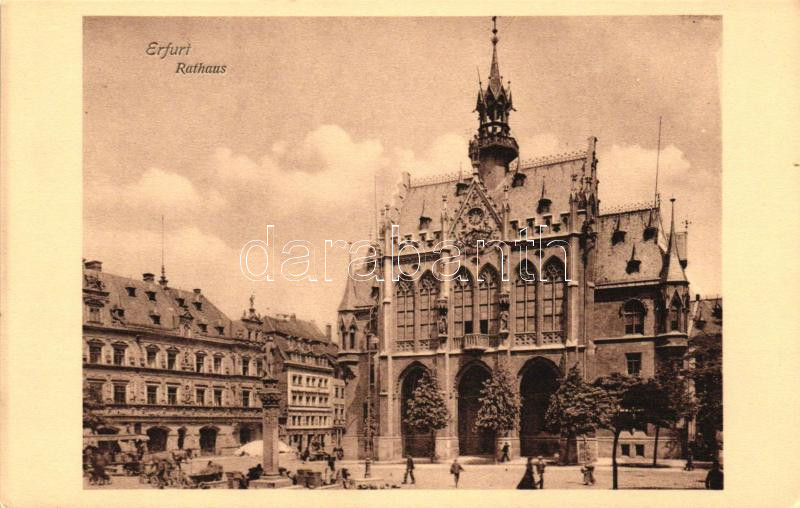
[{"xmin": 491, "ymin": 16, "xmax": 499, "ymax": 45}]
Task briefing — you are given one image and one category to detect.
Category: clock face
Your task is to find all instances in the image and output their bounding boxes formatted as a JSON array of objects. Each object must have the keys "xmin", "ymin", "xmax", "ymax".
[{"xmin": 468, "ymin": 208, "xmax": 484, "ymax": 225}]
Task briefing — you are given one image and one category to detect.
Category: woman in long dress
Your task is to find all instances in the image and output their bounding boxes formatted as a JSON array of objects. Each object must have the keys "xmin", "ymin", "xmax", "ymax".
[{"xmin": 516, "ymin": 457, "xmax": 537, "ymax": 489}]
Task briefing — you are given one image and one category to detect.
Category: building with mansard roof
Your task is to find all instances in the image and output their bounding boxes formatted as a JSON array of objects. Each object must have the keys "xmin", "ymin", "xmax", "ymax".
[
  {"xmin": 82, "ymin": 260, "xmax": 348, "ymax": 458},
  {"xmin": 337, "ymin": 21, "xmax": 698, "ymax": 462}
]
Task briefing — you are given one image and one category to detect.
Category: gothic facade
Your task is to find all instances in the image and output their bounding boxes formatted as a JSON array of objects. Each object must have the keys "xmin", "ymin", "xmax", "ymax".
[{"xmin": 337, "ymin": 25, "xmax": 694, "ymax": 462}]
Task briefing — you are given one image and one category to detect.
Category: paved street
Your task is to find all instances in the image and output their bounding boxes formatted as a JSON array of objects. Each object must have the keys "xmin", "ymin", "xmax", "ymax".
[{"xmin": 86, "ymin": 455, "xmax": 709, "ymax": 490}]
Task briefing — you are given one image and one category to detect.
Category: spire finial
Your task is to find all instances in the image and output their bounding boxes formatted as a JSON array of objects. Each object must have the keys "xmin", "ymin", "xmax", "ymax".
[
  {"xmin": 159, "ymin": 214, "xmax": 168, "ymax": 287},
  {"xmin": 491, "ymin": 16, "xmax": 498, "ymax": 45}
]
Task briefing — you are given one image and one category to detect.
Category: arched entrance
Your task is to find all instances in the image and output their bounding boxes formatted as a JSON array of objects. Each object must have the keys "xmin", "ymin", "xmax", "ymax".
[
  {"xmin": 146, "ymin": 427, "xmax": 169, "ymax": 452},
  {"xmin": 238, "ymin": 424, "xmax": 253, "ymax": 445},
  {"xmin": 458, "ymin": 364, "xmax": 494, "ymax": 455},
  {"xmin": 199, "ymin": 426, "xmax": 218, "ymax": 456},
  {"xmin": 400, "ymin": 365, "xmax": 434, "ymax": 458},
  {"xmin": 519, "ymin": 358, "xmax": 560, "ymax": 457}
]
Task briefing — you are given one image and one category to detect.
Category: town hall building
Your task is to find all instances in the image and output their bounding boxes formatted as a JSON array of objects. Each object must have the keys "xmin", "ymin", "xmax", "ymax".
[{"xmin": 337, "ymin": 21, "xmax": 693, "ymax": 462}]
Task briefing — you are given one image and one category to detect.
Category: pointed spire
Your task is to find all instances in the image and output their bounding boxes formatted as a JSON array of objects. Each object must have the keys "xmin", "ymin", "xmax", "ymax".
[
  {"xmin": 663, "ymin": 198, "xmax": 688, "ymax": 283},
  {"xmin": 488, "ymin": 16, "xmax": 502, "ymax": 94},
  {"xmin": 159, "ymin": 215, "xmax": 168, "ymax": 287}
]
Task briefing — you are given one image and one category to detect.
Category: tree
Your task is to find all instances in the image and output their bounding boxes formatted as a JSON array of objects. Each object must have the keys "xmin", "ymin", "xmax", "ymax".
[
  {"xmin": 83, "ymin": 382, "xmax": 106, "ymax": 431},
  {"xmin": 476, "ymin": 362, "xmax": 521, "ymax": 463},
  {"xmin": 545, "ymin": 364, "xmax": 605, "ymax": 464},
  {"xmin": 404, "ymin": 370, "xmax": 450, "ymax": 462},
  {"xmin": 649, "ymin": 362, "xmax": 696, "ymax": 465},
  {"xmin": 686, "ymin": 331, "xmax": 722, "ymax": 460},
  {"xmin": 593, "ymin": 373, "xmax": 649, "ymax": 489}
]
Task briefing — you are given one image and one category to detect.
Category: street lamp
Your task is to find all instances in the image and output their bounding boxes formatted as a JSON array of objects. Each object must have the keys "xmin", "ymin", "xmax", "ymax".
[{"xmin": 364, "ymin": 332, "xmax": 378, "ymax": 478}]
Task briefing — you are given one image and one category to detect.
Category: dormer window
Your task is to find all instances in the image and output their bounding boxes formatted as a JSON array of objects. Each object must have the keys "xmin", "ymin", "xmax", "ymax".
[
  {"xmin": 111, "ymin": 307, "xmax": 125, "ymax": 320},
  {"xmin": 198, "ymin": 323, "xmax": 207, "ymax": 333},
  {"xmin": 419, "ymin": 216, "xmax": 431, "ymax": 230},
  {"xmin": 526, "ymin": 218, "xmax": 535, "ymax": 230},
  {"xmin": 612, "ymin": 230, "xmax": 626, "ymax": 245},
  {"xmin": 215, "ymin": 325, "xmax": 225, "ymax": 335},
  {"xmin": 126, "ymin": 287, "xmax": 136, "ymax": 297},
  {"xmin": 512, "ymin": 172, "xmax": 526, "ymax": 188},
  {"xmin": 404, "ymin": 234, "xmax": 412, "ymax": 242},
  {"xmin": 510, "ymin": 220, "xmax": 518, "ymax": 236},
  {"xmin": 626, "ymin": 245, "xmax": 641, "ymax": 274},
  {"xmin": 175, "ymin": 297, "xmax": 185, "ymax": 307},
  {"xmin": 433, "ymin": 230, "xmax": 441, "ymax": 241},
  {"xmin": 145, "ymin": 291, "xmax": 156, "ymax": 302},
  {"xmin": 456, "ymin": 181, "xmax": 469, "ymax": 196},
  {"xmin": 193, "ymin": 301, "xmax": 202, "ymax": 311},
  {"xmin": 643, "ymin": 225, "xmax": 657, "ymax": 241},
  {"xmin": 150, "ymin": 314, "xmax": 161, "ymax": 325},
  {"xmin": 420, "ymin": 233, "xmax": 426, "ymax": 242}
]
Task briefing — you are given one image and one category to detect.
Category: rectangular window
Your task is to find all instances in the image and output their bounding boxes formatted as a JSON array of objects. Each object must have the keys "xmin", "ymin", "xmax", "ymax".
[
  {"xmin": 198, "ymin": 323, "xmax": 207, "ymax": 333},
  {"xmin": 635, "ymin": 444, "xmax": 645, "ymax": 457},
  {"xmin": 626, "ymin": 353, "xmax": 642, "ymax": 376},
  {"xmin": 242, "ymin": 358, "xmax": 249, "ymax": 376},
  {"xmin": 113, "ymin": 346, "xmax": 125, "ymax": 366},
  {"xmin": 167, "ymin": 350, "xmax": 177, "ymax": 370},
  {"xmin": 146, "ymin": 385, "xmax": 158, "ymax": 404},
  {"xmin": 242, "ymin": 389, "xmax": 250, "ymax": 407},
  {"xmin": 196, "ymin": 388, "xmax": 205, "ymax": 405},
  {"xmin": 126, "ymin": 287, "xmax": 136, "ymax": 297},
  {"xmin": 256, "ymin": 360, "xmax": 263, "ymax": 376},
  {"xmin": 215, "ymin": 325, "xmax": 225, "ymax": 335},
  {"xmin": 113, "ymin": 384, "xmax": 126, "ymax": 404},
  {"xmin": 167, "ymin": 386, "xmax": 177, "ymax": 405},
  {"xmin": 195, "ymin": 355, "xmax": 205, "ymax": 373},
  {"xmin": 88, "ymin": 382, "xmax": 103, "ymax": 403},
  {"xmin": 213, "ymin": 356, "xmax": 222, "ymax": 373},
  {"xmin": 150, "ymin": 315, "xmax": 160, "ymax": 325},
  {"xmin": 146, "ymin": 349, "xmax": 157, "ymax": 367},
  {"xmin": 146, "ymin": 291, "xmax": 156, "ymax": 302},
  {"xmin": 621, "ymin": 443, "xmax": 631, "ymax": 457},
  {"xmin": 214, "ymin": 389, "xmax": 223, "ymax": 406},
  {"xmin": 89, "ymin": 345, "xmax": 102, "ymax": 364}
]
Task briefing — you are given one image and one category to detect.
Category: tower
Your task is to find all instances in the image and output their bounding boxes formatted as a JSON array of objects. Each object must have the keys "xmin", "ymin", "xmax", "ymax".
[{"xmin": 469, "ymin": 17, "xmax": 519, "ymax": 191}]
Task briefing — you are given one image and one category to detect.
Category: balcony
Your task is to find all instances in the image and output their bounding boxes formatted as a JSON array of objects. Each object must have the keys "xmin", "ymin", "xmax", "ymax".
[{"xmin": 462, "ymin": 333, "xmax": 492, "ymax": 353}]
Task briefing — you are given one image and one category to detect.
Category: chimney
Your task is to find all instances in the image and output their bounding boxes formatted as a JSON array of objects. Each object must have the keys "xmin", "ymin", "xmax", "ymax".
[
  {"xmin": 142, "ymin": 273, "xmax": 155, "ymax": 282},
  {"xmin": 325, "ymin": 324, "xmax": 332, "ymax": 341},
  {"xmin": 84, "ymin": 260, "xmax": 102, "ymax": 271}
]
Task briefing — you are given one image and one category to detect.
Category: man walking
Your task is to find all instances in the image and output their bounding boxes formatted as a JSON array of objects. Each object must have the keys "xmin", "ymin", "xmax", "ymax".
[
  {"xmin": 402, "ymin": 455, "xmax": 416, "ymax": 485},
  {"xmin": 534, "ymin": 456, "xmax": 546, "ymax": 489},
  {"xmin": 705, "ymin": 460, "xmax": 723, "ymax": 490},
  {"xmin": 500, "ymin": 442, "xmax": 510, "ymax": 462},
  {"xmin": 450, "ymin": 458, "xmax": 464, "ymax": 488}
]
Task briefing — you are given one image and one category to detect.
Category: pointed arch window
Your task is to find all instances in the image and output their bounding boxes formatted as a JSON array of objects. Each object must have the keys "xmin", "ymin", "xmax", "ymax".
[
  {"xmin": 418, "ymin": 273, "xmax": 439, "ymax": 340},
  {"xmin": 396, "ymin": 278, "xmax": 415, "ymax": 342},
  {"xmin": 478, "ymin": 266, "xmax": 499, "ymax": 334},
  {"xmin": 542, "ymin": 260, "xmax": 566, "ymax": 334},
  {"xmin": 669, "ymin": 295, "xmax": 682, "ymax": 332},
  {"xmin": 349, "ymin": 325, "xmax": 357, "ymax": 350},
  {"xmin": 623, "ymin": 300, "xmax": 645, "ymax": 334},
  {"xmin": 453, "ymin": 269, "xmax": 474, "ymax": 336},
  {"xmin": 514, "ymin": 261, "xmax": 537, "ymax": 333}
]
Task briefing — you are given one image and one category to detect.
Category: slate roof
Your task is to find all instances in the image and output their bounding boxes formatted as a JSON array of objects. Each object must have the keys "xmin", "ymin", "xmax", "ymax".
[
  {"xmin": 83, "ymin": 266, "xmax": 235, "ymax": 337},
  {"xmin": 594, "ymin": 207, "xmax": 666, "ymax": 285},
  {"xmin": 688, "ymin": 297, "xmax": 722, "ymax": 338}
]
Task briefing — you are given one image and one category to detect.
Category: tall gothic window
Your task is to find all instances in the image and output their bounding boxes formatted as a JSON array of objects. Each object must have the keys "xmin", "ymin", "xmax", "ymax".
[
  {"xmin": 669, "ymin": 295, "xmax": 682, "ymax": 332},
  {"xmin": 395, "ymin": 278, "xmax": 415, "ymax": 342},
  {"xmin": 418, "ymin": 272, "xmax": 439, "ymax": 340},
  {"xmin": 453, "ymin": 268, "xmax": 474, "ymax": 336},
  {"xmin": 542, "ymin": 260, "xmax": 566, "ymax": 333},
  {"xmin": 623, "ymin": 300, "xmax": 645, "ymax": 334},
  {"xmin": 514, "ymin": 261, "xmax": 537, "ymax": 333},
  {"xmin": 349, "ymin": 326, "xmax": 357, "ymax": 350},
  {"xmin": 478, "ymin": 266, "xmax": 499, "ymax": 334}
]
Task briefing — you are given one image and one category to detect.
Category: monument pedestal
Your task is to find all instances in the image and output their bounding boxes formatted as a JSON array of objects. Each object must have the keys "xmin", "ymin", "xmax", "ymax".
[{"xmin": 250, "ymin": 475, "xmax": 292, "ymax": 489}]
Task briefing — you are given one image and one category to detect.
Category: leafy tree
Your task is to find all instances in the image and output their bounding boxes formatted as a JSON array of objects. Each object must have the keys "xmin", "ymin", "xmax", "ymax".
[
  {"xmin": 686, "ymin": 331, "xmax": 722, "ymax": 460},
  {"xmin": 592, "ymin": 373, "xmax": 650, "ymax": 489},
  {"xmin": 403, "ymin": 370, "xmax": 450, "ymax": 462},
  {"xmin": 545, "ymin": 364, "xmax": 605, "ymax": 464},
  {"xmin": 83, "ymin": 383, "xmax": 106, "ymax": 431},
  {"xmin": 649, "ymin": 362, "xmax": 696, "ymax": 465},
  {"xmin": 476, "ymin": 362, "xmax": 521, "ymax": 462}
]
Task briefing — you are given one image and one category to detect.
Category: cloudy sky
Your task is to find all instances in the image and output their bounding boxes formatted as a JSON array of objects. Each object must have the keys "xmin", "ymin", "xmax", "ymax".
[{"xmin": 83, "ymin": 16, "xmax": 721, "ymax": 329}]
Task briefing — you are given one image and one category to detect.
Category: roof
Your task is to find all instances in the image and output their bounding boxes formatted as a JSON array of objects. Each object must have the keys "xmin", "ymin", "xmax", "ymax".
[
  {"xmin": 594, "ymin": 207, "xmax": 666, "ymax": 285},
  {"xmin": 338, "ymin": 269, "xmax": 380, "ymax": 311},
  {"xmin": 83, "ymin": 266, "xmax": 235, "ymax": 337},
  {"xmin": 688, "ymin": 297, "xmax": 722, "ymax": 338}
]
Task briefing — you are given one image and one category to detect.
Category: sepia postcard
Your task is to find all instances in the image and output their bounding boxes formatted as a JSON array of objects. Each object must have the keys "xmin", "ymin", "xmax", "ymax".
[{"xmin": 2, "ymin": 2, "xmax": 799, "ymax": 508}]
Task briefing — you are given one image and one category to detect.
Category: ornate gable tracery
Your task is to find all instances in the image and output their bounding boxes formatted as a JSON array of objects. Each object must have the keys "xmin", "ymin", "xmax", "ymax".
[{"xmin": 449, "ymin": 182, "xmax": 503, "ymax": 249}]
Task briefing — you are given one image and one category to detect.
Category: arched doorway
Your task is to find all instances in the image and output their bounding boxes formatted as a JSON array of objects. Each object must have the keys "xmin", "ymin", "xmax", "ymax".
[
  {"xmin": 199, "ymin": 426, "xmax": 218, "ymax": 456},
  {"xmin": 239, "ymin": 425, "xmax": 253, "ymax": 445},
  {"xmin": 458, "ymin": 364, "xmax": 494, "ymax": 455},
  {"xmin": 519, "ymin": 358, "xmax": 560, "ymax": 457},
  {"xmin": 400, "ymin": 365, "xmax": 434, "ymax": 458},
  {"xmin": 147, "ymin": 427, "xmax": 169, "ymax": 452}
]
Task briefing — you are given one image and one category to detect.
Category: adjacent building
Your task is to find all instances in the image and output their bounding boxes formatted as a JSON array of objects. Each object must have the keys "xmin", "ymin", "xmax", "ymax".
[
  {"xmin": 337, "ymin": 23, "xmax": 704, "ymax": 462},
  {"xmin": 82, "ymin": 260, "xmax": 347, "ymax": 456}
]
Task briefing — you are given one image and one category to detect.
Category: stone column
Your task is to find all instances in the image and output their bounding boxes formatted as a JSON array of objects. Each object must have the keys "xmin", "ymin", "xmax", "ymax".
[{"xmin": 250, "ymin": 375, "xmax": 291, "ymax": 488}]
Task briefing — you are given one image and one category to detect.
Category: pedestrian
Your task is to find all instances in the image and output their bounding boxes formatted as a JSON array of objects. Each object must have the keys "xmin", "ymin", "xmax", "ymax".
[
  {"xmin": 684, "ymin": 448, "xmax": 695, "ymax": 471},
  {"xmin": 516, "ymin": 457, "xmax": 537, "ymax": 489},
  {"xmin": 500, "ymin": 442, "xmax": 510, "ymax": 462},
  {"xmin": 341, "ymin": 467, "xmax": 351, "ymax": 489},
  {"xmin": 534, "ymin": 455, "xmax": 546, "ymax": 489},
  {"xmin": 705, "ymin": 460, "xmax": 723, "ymax": 490},
  {"xmin": 580, "ymin": 461, "xmax": 595, "ymax": 485},
  {"xmin": 327, "ymin": 453, "xmax": 336, "ymax": 472},
  {"xmin": 450, "ymin": 458, "xmax": 464, "ymax": 488},
  {"xmin": 402, "ymin": 455, "xmax": 416, "ymax": 485}
]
